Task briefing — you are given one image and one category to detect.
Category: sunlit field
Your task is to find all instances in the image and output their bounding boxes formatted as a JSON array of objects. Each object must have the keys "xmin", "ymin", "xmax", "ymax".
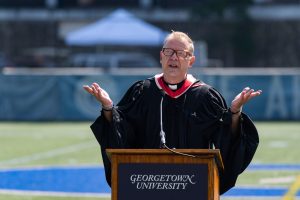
[{"xmin": 0, "ymin": 122, "xmax": 299, "ymax": 200}]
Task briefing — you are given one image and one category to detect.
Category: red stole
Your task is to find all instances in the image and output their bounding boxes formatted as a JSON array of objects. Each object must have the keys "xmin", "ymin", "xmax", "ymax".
[{"xmin": 154, "ymin": 73, "xmax": 198, "ymax": 98}]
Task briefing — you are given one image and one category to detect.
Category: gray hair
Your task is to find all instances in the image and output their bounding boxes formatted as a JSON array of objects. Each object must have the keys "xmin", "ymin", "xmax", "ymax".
[{"xmin": 163, "ymin": 31, "xmax": 194, "ymax": 55}]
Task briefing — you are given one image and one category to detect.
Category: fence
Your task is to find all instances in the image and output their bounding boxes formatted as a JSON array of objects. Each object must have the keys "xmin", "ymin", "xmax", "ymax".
[{"xmin": 0, "ymin": 69, "xmax": 299, "ymax": 121}]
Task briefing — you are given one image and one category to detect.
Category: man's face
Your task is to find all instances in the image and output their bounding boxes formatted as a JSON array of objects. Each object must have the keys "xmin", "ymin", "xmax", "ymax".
[{"xmin": 160, "ymin": 38, "xmax": 195, "ymax": 83}]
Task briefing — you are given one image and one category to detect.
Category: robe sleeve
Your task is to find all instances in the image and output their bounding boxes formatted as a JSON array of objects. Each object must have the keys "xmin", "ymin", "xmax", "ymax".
[
  {"xmin": 205, "ymin": 87, "xmax": 259, "ymax": 194},
  {"xmin": 90, "ymin": 80, "xmax": 147, "ymax": 186}
]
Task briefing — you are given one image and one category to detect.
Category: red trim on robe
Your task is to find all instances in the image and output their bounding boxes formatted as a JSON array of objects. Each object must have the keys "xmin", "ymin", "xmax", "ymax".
[{"xmin": 154, "ymin": 73, "xmax": 200, "ymax": 98}]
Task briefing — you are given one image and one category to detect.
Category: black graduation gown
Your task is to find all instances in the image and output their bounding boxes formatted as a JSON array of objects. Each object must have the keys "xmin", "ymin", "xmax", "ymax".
[{"xmin": 90, "ymin": 77, "xmax": 259, "ymax": 194}]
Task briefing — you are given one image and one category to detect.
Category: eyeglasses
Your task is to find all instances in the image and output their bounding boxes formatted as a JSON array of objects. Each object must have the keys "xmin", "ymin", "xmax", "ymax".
[{"xmin": 162, "ymin": 48, "xmax": 191, "ymax": 58}]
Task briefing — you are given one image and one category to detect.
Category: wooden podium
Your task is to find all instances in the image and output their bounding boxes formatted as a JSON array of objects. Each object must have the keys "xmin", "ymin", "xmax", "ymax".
[{"xmin": 106, "ymin": 149, "xmax": 223, "ymax": 200}]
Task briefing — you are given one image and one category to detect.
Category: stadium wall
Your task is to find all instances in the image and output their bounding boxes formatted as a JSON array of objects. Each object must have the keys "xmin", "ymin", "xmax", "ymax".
[{"xmin": 0, "ymin": 71, "xmax": 299, "ymax": 121}]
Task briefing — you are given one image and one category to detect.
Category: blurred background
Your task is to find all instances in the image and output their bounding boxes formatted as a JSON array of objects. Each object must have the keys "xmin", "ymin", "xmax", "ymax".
[
  {"xmin": 0, "ymin": 0, "xmax": 299, "ymax": 121},
  {"xmin": 1, "ymin": 0, "xmax": 300, "ymax": 69},
  {"xmin": 0, "ymin": 1, "xmax": 300, "ymax": 200}
]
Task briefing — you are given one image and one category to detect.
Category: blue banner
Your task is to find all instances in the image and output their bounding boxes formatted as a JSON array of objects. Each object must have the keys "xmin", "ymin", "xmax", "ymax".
[{"xmin": 0, "ymin": 74, "xmax": 299, "ymax": 121}]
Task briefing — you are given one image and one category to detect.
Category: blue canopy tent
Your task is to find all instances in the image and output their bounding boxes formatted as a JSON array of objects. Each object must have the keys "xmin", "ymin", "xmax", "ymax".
[{"xmin": 65, "ymin": 9, "xmax": 168, "ymax": 46}]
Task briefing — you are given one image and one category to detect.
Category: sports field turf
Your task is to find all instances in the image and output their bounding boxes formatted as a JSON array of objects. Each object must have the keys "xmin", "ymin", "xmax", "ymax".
[{"xmin": 0, "ymin": 121, "xmax": 299, "ymax": 200}]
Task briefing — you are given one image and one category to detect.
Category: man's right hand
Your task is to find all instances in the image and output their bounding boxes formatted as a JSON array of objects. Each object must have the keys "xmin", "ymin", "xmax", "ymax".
[{"xmin": 83, "ymin": 83, "xmax": 113, "ymax": 108}]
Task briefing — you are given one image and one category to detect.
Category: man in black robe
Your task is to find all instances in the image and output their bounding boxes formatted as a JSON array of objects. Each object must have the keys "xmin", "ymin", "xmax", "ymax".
[{"xmin": 83, "ymin": 31, "xmax": 262, "ymax": 194}]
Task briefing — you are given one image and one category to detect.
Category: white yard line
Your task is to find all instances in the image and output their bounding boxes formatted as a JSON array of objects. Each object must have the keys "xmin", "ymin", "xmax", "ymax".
[
  {"xmin": 223, "ymin": 196, "xmax": 300, "ymax": 200},
  {"xmin": 0, "ymin": 141, "xmax": 94, "ymax": 166},
  {"xmin": 260, "ymin": 176, "xmax": 296, "ymax": 184},
  {"xmin": 0, "ymin": 164, "xmax": 102, "ymax": 171},
  {"xmin": 0, "ymin": 189, "xmax": 110, "ymax": 198}
]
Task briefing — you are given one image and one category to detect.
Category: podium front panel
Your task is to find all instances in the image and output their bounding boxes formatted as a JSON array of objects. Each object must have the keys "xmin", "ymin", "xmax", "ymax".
[
  {"xmin": 117, "ymin": 163, "xmax": 208, "ymax": 200},
  {"xmin": 107, "ymin": 149, "xmax": 222, "ymax": 200}
]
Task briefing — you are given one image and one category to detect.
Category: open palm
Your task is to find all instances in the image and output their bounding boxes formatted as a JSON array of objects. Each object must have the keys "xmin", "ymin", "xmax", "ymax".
[
  {"xmin": 231, "ymin": 87, "xmax": 262, "ymax": 113},
  {"xmin": 83, "ymin": 82, "xmax": 113, "ymax": 107}
]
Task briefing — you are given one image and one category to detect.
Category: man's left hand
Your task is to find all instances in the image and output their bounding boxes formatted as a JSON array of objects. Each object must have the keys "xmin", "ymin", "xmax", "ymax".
[{"xmin": 231, "ymin": 87, "xmax": 262, "ymax": 113}]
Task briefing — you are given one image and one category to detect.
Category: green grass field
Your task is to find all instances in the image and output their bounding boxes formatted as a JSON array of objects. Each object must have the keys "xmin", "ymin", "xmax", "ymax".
[{"xmin": 0, "ymin": 121, "xmax": 299, "ymax": 200}]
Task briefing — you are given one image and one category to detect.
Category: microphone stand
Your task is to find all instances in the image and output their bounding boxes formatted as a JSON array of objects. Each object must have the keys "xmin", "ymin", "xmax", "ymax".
[{"xmin": 159, "ymin": 94, "xmax": 196, "ymax": 158}]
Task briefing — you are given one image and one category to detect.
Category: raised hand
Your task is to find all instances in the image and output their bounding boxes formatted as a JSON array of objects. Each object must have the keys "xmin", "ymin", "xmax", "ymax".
[
  {"xmin": 231, "ymin": 87, "xmax": 262, "ymax": 113},
  {"xmin": 83, "ymin": 83, "xmax": 113, "ymax": 107}
]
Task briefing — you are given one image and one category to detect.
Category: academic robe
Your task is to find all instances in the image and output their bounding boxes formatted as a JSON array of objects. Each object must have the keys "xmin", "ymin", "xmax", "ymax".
[{"xmin": 90, "ymin": 74, "xmax": 259, "ymax": 194}]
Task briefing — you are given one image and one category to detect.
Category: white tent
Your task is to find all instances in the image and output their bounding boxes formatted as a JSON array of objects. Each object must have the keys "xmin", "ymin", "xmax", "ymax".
[{"xmin": 65, "ymin": 9, "xmax": 168, "ymax": 46}]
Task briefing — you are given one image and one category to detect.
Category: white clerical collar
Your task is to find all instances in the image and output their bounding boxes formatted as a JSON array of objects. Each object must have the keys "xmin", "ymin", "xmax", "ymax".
[
  {"xmin": 154, "ymin": 73, "xmax": 197, "ymax": 98},
  {"xmin": 168, "ymin": 84, "xmax": 177, "ymax": 90}
]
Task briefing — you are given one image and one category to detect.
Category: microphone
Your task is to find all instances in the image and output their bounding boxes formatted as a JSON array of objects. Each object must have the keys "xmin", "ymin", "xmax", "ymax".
[
  {"xmin": 158, "ymin": 89, "xmax": 196, "ymax": 158},
  {"xmin": 159, "ymin": 90, "xmax": 166, "ymax": 148},
  {"xmin": 160, "ymin": 130, "xmax": 166, "ymax": 147}
]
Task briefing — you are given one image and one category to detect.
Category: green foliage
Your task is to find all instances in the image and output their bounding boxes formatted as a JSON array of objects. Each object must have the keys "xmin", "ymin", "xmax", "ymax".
[
  {"xmin": 190, "ymin": 0, "xmax": 256, "ymax": 67},
  {"xmin": 191, "ymin": 0, "xmax": 253, "ymax": 19}
]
